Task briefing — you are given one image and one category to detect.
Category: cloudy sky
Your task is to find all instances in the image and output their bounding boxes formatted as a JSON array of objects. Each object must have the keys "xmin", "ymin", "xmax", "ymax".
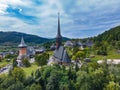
[{"xmin": 0, "ymin": 0, "xmax": 120, "ymax": 38}]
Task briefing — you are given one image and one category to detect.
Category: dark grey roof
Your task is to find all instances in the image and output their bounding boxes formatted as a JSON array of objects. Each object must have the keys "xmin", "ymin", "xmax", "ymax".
[
  {"xmin": 18, "ymin": 37, "xmax": 27, "ymax": 48},
  {"xmin": 53, "ymin": 46, "xmax": 71, "ymax": 63},
  {"xmin": 77, "ymin": 41, "xmax": 82, "ymax": 46},
  {"xmin": 54, "ymin": 46, "xmax": 64, "ymax": 60},
  {"xmin": 84, "ymin": 40, "xmax": 94, "ymax": 47},
  {"xmin": 27, "ymin": 46, "xmax": 35, "ymax": 56},
  {"xmin": 73, "ymin": 41, "xmax": 82, "ymax": 46},
  {"xmin": 64, "ymin": 41, "xmax": 73, "ymax": 46},
  {"xmin": 62, "ymin": 50, "xmax": 71, "ymax": 63}
]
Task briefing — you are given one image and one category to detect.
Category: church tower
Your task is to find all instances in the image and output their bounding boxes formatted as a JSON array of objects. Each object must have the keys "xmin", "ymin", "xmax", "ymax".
[
  {"xmin": 51, "ymin": 13, "xmax": 71, "ymax": 65},
  {"xmin": 56, "ymin": 12, "xmax": 62, "ymax": 49},
  {"xmin": 18, "ymin": 37, "xmax": 27, "ymax": 58}
]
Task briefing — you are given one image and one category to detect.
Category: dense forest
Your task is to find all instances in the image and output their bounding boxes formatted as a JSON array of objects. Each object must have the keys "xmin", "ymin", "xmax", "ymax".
[
  {"xmin": 0, "ymin": 31, "xmax": 49, "ymax": 45},
  {"xmin": 93, "ymin": 26, "xmax": 120, "ymax": 43},
  {"xmin": 0, "ymin": 62, "xmax": 120, "ymax": 90},
  {"xmin": 93, "ymin": 26, "xmax": 120, "ymax": 50}
]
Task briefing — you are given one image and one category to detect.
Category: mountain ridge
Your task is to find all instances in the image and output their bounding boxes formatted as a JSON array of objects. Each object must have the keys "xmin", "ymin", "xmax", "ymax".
[
  {"xmin": 93, "ymin": 25, "xmax": 120, "ymax": 43},
  {"xmin": 0, "ymin": 31, "xmax": 69, "ymax": 46}
]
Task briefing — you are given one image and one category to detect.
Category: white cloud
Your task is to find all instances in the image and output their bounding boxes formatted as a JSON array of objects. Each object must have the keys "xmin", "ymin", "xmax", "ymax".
[{"xmin": 0, "ymin": 0, "xmax": 120, "ymax": 38}]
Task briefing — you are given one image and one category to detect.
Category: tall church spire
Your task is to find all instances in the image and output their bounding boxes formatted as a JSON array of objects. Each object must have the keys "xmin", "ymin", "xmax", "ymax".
[
  {"xmin": 57, "ymin": 12, "xmax": 62, "ymax": 38},
  {"xmin": 56, "ymin": 12, "xmax": 62, "ymax": 49}
]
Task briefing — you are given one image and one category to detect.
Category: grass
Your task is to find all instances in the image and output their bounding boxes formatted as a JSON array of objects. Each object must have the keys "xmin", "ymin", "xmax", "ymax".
[
  {"xmin": 0, "ymin": 59, "xmax": 12, "ymax": 68},
  {"xmin": 92, "ymin": 55, "xmax": 105, "ymax": 62},
  {"xmin": 0, "ymin": 61, "xmax": 9, "ymax": 66},
  {"xmin": 22, "ymin": 63, "xmax": 38, "ymax": 76},
  {"xmin": 0, "ymin": 73, "xmax": 8, "ymax": 78},
  {"xmin": 92, "ymin": 49, "xmax": 120, "ymax": 62},
  {"xmin": 47, "ymin": 51, "xmax": 53, "ymax": 56},
  {"xmin": 107, "ymin": 49, "xmax": 120, "ymax": 59}
]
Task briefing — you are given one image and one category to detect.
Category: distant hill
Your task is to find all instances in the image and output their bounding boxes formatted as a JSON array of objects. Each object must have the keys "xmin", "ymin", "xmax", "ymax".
[
  {"xmin": 0, "ymin": 31, "xmax": 70, "ymax": 46},
  {"xmin": 0, "ymin": 31, "xmax": 49, "ymax": 45},
  {"xmin": 93, "ymin": 26, "xmax": 120, "ymax": 43},
  {"xmin": 92, "ymin": 26, "xmax": 120, "ymax": 49}
]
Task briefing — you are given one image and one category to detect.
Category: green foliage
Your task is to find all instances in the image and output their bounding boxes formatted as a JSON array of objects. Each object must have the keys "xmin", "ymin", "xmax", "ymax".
[
  {"xmin": 0, "ymin": 31, "xmax": 49, "ymax": 45},
  {"xmin": 22, "ymin": 64, "xmax": 38, "ymax": 76},
  {"xmin": 11, "ymin": 67, "xmax": 26, "ymax": 82},
  {"xmin": 30, "ymin": 84, "xmax": 42, "ymax": 90},
  {"xmin": 96, "ymin": 42, "xmax": 108, "ymax": 56},
  {"xmin": 22, "ymin": 58, "xmax": 31, "ymax": 67},
  {"xmin": 12, "ymin": 58, "xmax": 17, "ymax": 68},
  {"xmin": 76, "ymin": 51, "xmax": 86, "ymax": 59},
  {"xmin": 35, "ymin": 69, "xmax": 41, "ymax": 79},
  {"xmin": 1, "ymin": 77, "xmax": 16, "ymax": 89},
  {"xmin": 93, "ymin": 26, "xmax": 120, "ymax": 49},
  {"xmin": 72, "ymin": 46, "xmax": 79, "ymax": 55},
  {"xmin": 5, "ymin": 54, "xmax": 17, "ymax": 59},
  {"xmin": 46, "ymin": 71, "xmax": 59, "ymax": 90},
  {"xmin": 35, "ymin": 53, "xmax": 49, "ymax": 66},
  {"xmin": 0, "ymin": 61, "xmax": 120, "ymax": 90},
  {"xmin": 104, "ymin": 81, "xmax": 120, "ymax": 90},
  {"xmin": 72, "ymin": 50, "xmax": 86, "ymax": 62},
  {"xmin": 7, "ymin": 81, "xmax": 24, "ymax": 90},
  {"xmin": 24, "ymin": 76, "xmax": 35, "ymax": 86},
  {"xmin": 115, "ymin": 41, "xmax": 120, "ymax": 49}
]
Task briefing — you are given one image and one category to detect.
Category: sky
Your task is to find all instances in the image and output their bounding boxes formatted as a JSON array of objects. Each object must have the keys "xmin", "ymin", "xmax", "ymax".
[{"xmin": 0, "ymin": 0, "xmax": 120, "ymax": 38}]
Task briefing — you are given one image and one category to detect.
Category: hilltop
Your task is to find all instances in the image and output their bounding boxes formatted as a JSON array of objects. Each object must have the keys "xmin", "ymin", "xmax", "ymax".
[
  {"xmin": 0, "ymin": 31, "xmax": 49, "ymax": 45},
  {"xmin": 93, "ymin": 26, "xmax": 120, "ymax": 43},
  {"xmin": 0, "ymin": 31, "xmax": 69, "ymax": 46}
]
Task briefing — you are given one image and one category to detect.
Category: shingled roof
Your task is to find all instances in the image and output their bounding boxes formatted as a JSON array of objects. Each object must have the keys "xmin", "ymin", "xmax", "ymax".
[
  {"xmin": 18, "ymin": 37, "xmax": 27, "ymax": 48},
  {"xmin": 53, "ymin": 46, "xmax": 71, "ymax": 63}
]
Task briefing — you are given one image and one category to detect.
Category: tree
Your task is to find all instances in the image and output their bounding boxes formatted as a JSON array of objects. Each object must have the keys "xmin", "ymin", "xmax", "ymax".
[
  {"xmin": 104, "ymin": 81, "xmax": 120, "ymax": 90},
  {"xmin": 76, "ymin": 51, "xmax": 85, "ymax": 60},
  {"xmin": 72, "ymin": 46, "xmax": 79, "ymax": 55},
  {"xmin": 76, "ymin": 71, "xmax": 91, "ymax": 90},
  {"xmin": 22, "ymin": 58, "xmax": 31, "ymax": 67},
  {"xmin": 35, "ymin": 53, "xmax": 49, "ymax": 66},
  {"xmin": 90, "ymin": 68, "xmax": 105, "ymax": 90},
  {"xmin": 11, "ymin": 67, "xmax": 26, "ymax": 82},
  {"xmin": 12, "ymin": 58, "xmax": 17, "ymax": 68},
  {"xmin": 46, "ymin": 71, "xmax": 59, "ymax": 90},
  {"xmin": 30, "ymin": 84, "xmax": 42, "ymax": 90},
  {"xmin": 75, "ymin": 63, "xmax": 79, "ymax": 72},
  {"xmin": 35, "ymin": 69, "xmax": 41, "ymax": 79},
  {"xmin": 7, "ymin": 81, "xmax": 24, "ymax": 90},
  {"xmin": 24, "ymin": 76, "xmax": 35, "ymax": 86},
  {"xmin": 115, "ymin": 41, "xmax": 120, "ymax": 49},
  {"xmin": 1, "ymin": 77, "xmax": 15, "ymax": 89}
]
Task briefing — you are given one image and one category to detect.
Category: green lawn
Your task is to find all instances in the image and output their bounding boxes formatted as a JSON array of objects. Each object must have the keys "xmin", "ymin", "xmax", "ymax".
[
  {"xmin": 47, "ymin": 51, "xmax": 53, "ymax": 56},
  {"xmin": 0, "ymin": 61, "xmax": 9, "ymax": 66},
  {"xmin": 0, "ymin": 60, "xmax": 11, "ymax": 68},
  {"xmin": 92, "ymin": 55, "xmax": 105, "ymax": 62},
  {"xmin": 107, "ymin": 49, "xmax": 120, "ymax": 59},
  {"xmin": 22, "ymin": 64, "xmax": 38, "ymax": 76},
  {"xmin": 92, "ymin": 49, "xmax": 120, "ymax": 62}
]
